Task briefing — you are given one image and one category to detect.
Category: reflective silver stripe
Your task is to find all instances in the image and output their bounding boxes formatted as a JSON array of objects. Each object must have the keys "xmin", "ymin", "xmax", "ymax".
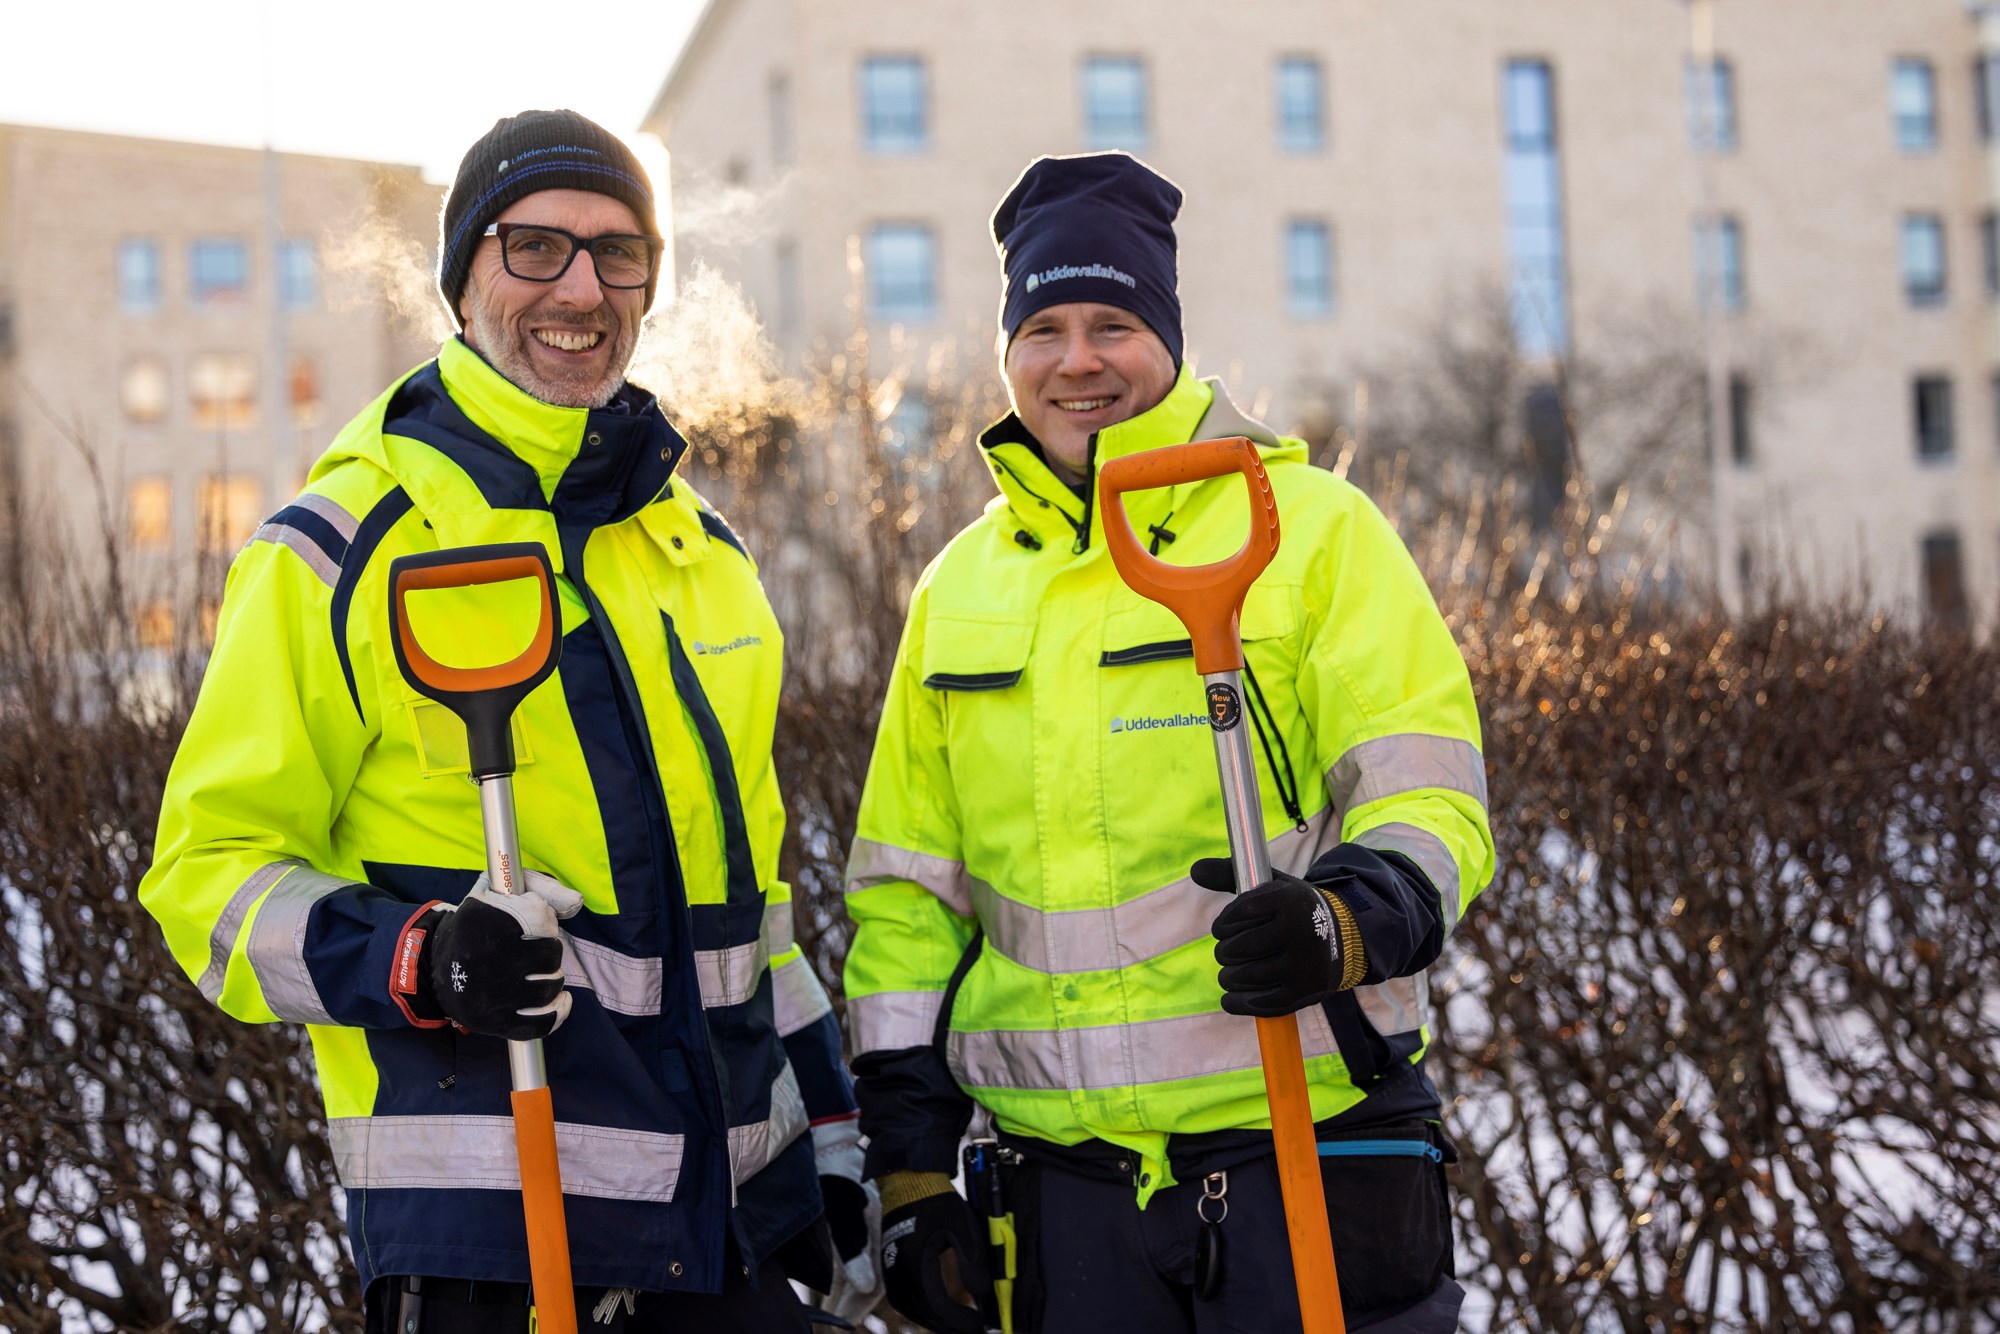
[
  {"xmin": 245, "ymin": 864, "xmax": 351, "ymax": 1024},
  {"xmin": 771, "ymin": 954, "xmax": 833, "ymax": 1037},
  {"xmin": 696, "ymin": 938, "xmax": 769, "ymax": 1009},
  {"xmin": 197, "ymin": 861, "xmax": 294, "ymax": 1003},
  {"xmin": 291, "ymin": 492, "xmax": 359, "ymax": 540},
  {"xmin": 1357, "ymin": 973, "xmax": 1428, "ymax": 1039},
  {"xmin": 1326, "ymin": 734, "xmax": 1488, "ymax": 827},
  {"xmin": 948, "ymin": 1005, "xmax": 1339, "ymax": 1092},
  {"xmin": 730, "ymin": 1060, "xmax": 807, "ymax": 1186},
  {"xmin": 249, "ymin": 520, "xmax": 342, "ymax": 587},
  {"xmin": 329, "ymin": 1114, "xmax": 683, "ymax": 1202},
  {"xmin": 974, "ymin": 808, "xmax": 1339, "ymax": 975},
  {"xmin": 845, "ymin": 838, "xmax": 978, "ymax": 917},
  {"xmin": 848, "ymin": 989, "xmax": 943, "ymax": 1055},
  {"xmin": 1354, "ymin": 822, "xmax": 1464, "ymax": 932},
  {"xmin": 764, "ymin": 899, "xmax": 796, "ymax": 954},
  {"xmin": 564, "ymin": 937, "xmax": 662, "ymax": 1016}
]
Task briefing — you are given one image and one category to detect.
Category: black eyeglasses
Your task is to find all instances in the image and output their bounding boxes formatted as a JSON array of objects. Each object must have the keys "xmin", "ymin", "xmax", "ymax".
[{"xmin": 481, "ymin": 223, "xmax": 665, "ymax": 289}]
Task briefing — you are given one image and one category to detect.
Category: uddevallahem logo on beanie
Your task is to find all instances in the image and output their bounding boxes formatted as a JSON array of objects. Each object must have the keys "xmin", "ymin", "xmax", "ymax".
[{"xmin": 1024, "ymin": 263, "xmax": 1138, "ymax": 294}]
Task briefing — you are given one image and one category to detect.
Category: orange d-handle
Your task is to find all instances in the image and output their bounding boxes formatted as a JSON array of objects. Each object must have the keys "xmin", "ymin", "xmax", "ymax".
[
  {"xmin": 387, "ymin": 543, "xmax": 562, "ymax": 781},
  {"xmin": 1097, "ymin": 436, "xmax": 1280, "ymax": 675}
]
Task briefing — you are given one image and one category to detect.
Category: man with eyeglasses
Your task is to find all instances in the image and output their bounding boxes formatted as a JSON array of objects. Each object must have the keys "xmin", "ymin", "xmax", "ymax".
[{"xmin": 142, "ymin": 110, "xmax": 878, "ymax": 1332}]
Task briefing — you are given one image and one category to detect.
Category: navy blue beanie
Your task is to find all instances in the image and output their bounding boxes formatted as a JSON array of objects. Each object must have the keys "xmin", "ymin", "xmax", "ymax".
[{"xmin": 992, "ymin": 152, "xmax": 1184, "ymax": 367}]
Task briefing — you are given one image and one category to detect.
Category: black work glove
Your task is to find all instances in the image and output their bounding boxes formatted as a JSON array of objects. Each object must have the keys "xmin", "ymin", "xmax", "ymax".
[
  {"xmin": 1193, "ymin": 859, "xmax": 1364, "ymax": 1017},
  {"xmin": 877, "ymin": 1171, "xmax": 991, "ymax": 1334},
  {"xmin": 389, "ymin": 870, "xmax": 581, "ymax": 1040}
]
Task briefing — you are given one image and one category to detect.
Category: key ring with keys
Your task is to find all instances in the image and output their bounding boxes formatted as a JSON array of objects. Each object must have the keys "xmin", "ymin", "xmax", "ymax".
[{"xmin": 1197, "ymin": 1170, "xmax": 1230, "ymax": 1224}]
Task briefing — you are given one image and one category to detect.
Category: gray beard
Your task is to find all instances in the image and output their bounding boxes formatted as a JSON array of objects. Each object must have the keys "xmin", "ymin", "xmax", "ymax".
[{"xmin": 462, "ymin": 303, "xmax": 635, "ymax": 410}]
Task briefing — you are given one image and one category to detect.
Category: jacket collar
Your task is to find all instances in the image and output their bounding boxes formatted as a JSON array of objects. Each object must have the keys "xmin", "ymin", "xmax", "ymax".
[
  {"xmin": 387, "ymin": 338, "xmax": 688, "ymax": 536},
  {"xmin": 976, "ymin": 365, "xmax": 1235, "ymax": 551}
]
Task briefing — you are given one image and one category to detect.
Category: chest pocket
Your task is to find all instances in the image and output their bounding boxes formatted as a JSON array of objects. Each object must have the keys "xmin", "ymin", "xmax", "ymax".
[
  {"xmin": 1098, "ymin": 583, "xmax": 1298, "ymax": 666},
  {"xmin": 921, "ymin": 616, "xmax": 1034, "ymax": 692},
  {"xmin": 405, "ymin": 695, "xmax": 539, "ymax": 779}
]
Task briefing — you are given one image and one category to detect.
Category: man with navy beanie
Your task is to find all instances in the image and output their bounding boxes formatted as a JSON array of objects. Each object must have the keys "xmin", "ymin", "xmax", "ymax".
[{"xmin": 845, "ymin": 150, "xmax": 1484, "ymax": 1333}]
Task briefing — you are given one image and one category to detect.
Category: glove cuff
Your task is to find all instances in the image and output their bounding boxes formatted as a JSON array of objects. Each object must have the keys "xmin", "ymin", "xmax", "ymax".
[
  {"xmin": 1319, "ymin": 888, "xmax": 1368, "ymax": 991},
  {"xmin": 390, "ymin": 902, "xmax": 450, "ymax": 1028},
  {"xmin": 878, "ymin": 1169, "xmax": 955, "ymax": 1214}
]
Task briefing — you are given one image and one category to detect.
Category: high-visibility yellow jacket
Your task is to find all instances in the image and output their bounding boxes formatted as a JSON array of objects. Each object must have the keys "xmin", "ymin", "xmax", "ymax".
[
  {"xmin": 140, "ymin": 338, "xmax": 854, "ymax": 1293},
  {"xmin": 843, "ymin": 367, "xmax": 1494, "ymax": 1202}
]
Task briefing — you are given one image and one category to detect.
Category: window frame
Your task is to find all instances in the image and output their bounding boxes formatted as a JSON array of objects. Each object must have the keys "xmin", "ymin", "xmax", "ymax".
[
  {"xmin": 190, "ymin": 238, "xmax": 250, "ymax": 307},
  {"xmin": 1275, "ymin": 55, "xmax": 1326, "ymax": 152},
  {"xmin": 118, "ymin": 238, "xmax": 162, "ymax": 313},
  {"xmin": 1082, "ymin": 55, "xmax": 1150, "ymax": 150},
  {"xmin": 1893, "ymin": 56, "xmax": 1939, "ymax": 153},
  {"xmin": 1685, "ymin": 56, "xmax": 1737, "ymax": 152},
  {"xmin": 1284, "ymin": 218, "xmax": 1335, "ymax": 319},
  {"xmin": 279, "ymin": 238, "xmax": 319, "ymax": 310},
  {"xmin": 859, "ymin": 55, "xmax": 929, "ymax": 154},
  {"xmin": 1913, "ymin": 373, "xmax": 1956, "ymax": 462},
  {"xmin": 1902, "ymin": 213, "xmax": 1948, "ymax": 308},
  {"xmin": 864, "ymin": 222, "xmax": 938, "ymax": 323}
]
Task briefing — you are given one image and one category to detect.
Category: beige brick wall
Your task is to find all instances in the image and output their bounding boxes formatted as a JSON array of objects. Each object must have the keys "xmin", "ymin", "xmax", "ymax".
[
  {"xmin": 649, "ymin": 0, "xmax": 2000, "ymax": 626},
  {"xmin": 0, "ymin": 124, "xmax": 441, "ymax": 599}
]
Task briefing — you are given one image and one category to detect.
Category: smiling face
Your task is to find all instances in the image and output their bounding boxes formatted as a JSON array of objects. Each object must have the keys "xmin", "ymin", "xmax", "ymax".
[
  {"xmin": 458, "ymin": 189, "xmax": 648, "ymax": 409},
  {"xmin": 1003, "ymin": 301, "xmax": 1178, "ymax": 483}
]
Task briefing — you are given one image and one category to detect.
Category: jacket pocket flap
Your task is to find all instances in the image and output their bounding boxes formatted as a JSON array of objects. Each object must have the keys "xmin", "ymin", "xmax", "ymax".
[
  {"xmin": 921, "ymin": 617, "xmax": 1033, "ymax": 691},
  {"xmin": 1101, "ymin": 584, "xmax": 1296, "ymax": 665}
]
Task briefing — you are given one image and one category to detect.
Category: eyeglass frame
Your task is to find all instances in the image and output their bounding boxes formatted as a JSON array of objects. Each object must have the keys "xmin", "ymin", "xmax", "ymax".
[{"xmin": 479, "ymin": 222, "xmax": 666, "ymax": 290}]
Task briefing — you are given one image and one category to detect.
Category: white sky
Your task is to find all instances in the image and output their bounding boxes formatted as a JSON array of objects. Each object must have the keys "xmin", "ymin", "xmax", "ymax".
[{"xmin": 5, "ymin": 0, "xmax": 707, "ymax": 184}]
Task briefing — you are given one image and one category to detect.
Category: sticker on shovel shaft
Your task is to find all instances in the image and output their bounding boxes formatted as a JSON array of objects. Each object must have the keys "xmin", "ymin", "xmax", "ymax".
[{"xmin": 1206, "ymin": 683, "xmax": 1243, "ymax": 731}]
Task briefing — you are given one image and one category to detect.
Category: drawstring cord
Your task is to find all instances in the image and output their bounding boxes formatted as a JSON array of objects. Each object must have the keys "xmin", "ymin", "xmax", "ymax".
[{"xmin": 1241, "ymin": 659, "xmax": 1309, "ymax": 832}]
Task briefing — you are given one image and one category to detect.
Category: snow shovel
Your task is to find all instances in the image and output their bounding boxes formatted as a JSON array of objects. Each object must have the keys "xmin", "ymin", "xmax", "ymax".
[
  {"xmin": 388, "ymin": 542, "xmax": 577, "ymax": 1334},
  {"xmin": 1098, "ymin": 439, "xmax": 1346, "ymax": 1334}
]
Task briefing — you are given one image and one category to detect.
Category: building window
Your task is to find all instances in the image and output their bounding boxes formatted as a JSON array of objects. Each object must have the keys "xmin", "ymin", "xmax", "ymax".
[
  {"xmin": 190, "ymin": 239, "xmax": 249, "ymax": 306},
  {"xmin": 137, "ymin": 601, "xmax": 175, "ymax": 651},
  {"xmin": 1695, "ymin": 215, "xmax": 1745, "ymax": 312},
  {"xmin": 1913, "ymin": 374, "xmax": 1955, "ymax": 460},
  {"xmin": 770, "ymin": 72, "xmax": 793, "ymax": 167},
  {"xmin": 880, "ymin": 395, "xmax": 931, "ymax": 456},
  {"xmin": 118, "ymin": 239, "xmax": 161, "ymax": 312},
  {"xmin": 1902, "ymin": 215, "xmax": 1947, "ymax": 306},
  {"xmin": 1276, "ymin": 56, "xmax": 1325, "ymax": 151},
  {"xmin": 775, "ymin": 238, "xmax": 800, "ymax": 335},
  {"xmin": 127, "ymin": 477, "xmax": 172, "ymax": 552},
  {"xmin": 1502, "ymin": 59, "xmax": 1569, "ymax": 358},
  {"xmin": 860, "ymin": 56, "xmax": 927, "ymax": 153},
  {"xmin": 1921, "ymin": 530, "xmax": 1969, "ymax": 628},
  {"xmin": 1284, "ymin": 220, "xmax": 1334, "ymax": 318},
  {"xmin": 1083, "ymin": 56, "xmax": 1149, "ymax": 149},
  {"xmin": 191, "ymin": 352, "xmax": 258, "ymax": 430},
  {"xmin": 864, "ymin": 223, "xmax": 936, "ymax": 322},
  {"xmin": 1728, "ymin": 374, "xmax": 1753, "ymax": 466},
  {"xmin": 198, "ymin": 475, "xmax": 263, "ymax": 555},
  {"xmin": 280, "ymin": 239, "xmax": 318, "ymax": 309},
  {"xmin": 121, "ymin": 356, "xmax": 169, "ymax": 423},
  {"xmin": 1893, "ymin": 57, "xmax": 1938, "ymax": 152},
  {"xmin": 1980, "ymin": 54, "xmax": 2000, "ymax": 141},
  {"xmin": 1985, "ymin": 212, "xmax": 2000, "ymax": 299},
  {"xmin": 1685, "ymin": 57, "xmax": 1737, "ymax": 151},
  {"xmin": 290, "ymin": 356, "xmax": 321, "ymax": 427}
]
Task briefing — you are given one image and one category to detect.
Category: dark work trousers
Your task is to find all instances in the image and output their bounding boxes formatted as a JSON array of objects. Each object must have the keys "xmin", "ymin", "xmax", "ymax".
[
  {"xmin": 1017, "ymin": 1145, "xmax": 1462, "ymax": 1334},
  {"xmin": 362, "ymin": 1256, "xmax": 816, "ymax": 1334}
]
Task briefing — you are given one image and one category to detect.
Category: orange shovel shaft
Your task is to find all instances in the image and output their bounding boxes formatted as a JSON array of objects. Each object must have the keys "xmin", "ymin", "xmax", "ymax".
[
  {"xmin": 1257, "ymin": 1016, "xmax": 1344, "ymax": 1333},
  {"xmin": 511, "ymin": 1085, "xmax": 578, "ymax": 1334}
]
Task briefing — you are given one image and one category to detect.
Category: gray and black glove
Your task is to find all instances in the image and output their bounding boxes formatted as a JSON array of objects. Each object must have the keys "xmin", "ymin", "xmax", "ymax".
[
  {"xmin": 877, "ymin": 1170, "xmax": 990, "ymax": 1334},
  {"xmin": 1193, "ymin": 860, "xmax": 1367, "ymax": 1017},
  {"xmin": 390, "ymin": 870, "xmax": 582, "ymax": 1040}
]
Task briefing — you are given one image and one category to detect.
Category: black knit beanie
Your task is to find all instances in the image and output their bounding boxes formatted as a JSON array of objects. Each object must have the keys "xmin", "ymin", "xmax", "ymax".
[
  {"xmin": 437, "ymin": 109, "xmax": 660, "ymax": 327},
  {"xmin": 992, "ymin": 152, "xmax": 1184, "ymax": 368}
]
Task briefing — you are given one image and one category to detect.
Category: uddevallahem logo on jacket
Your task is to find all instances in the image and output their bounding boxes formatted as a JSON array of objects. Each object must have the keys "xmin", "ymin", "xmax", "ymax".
[
  {"xmin": 692, "ymin": 635, "xmax": 764, "ymax": 655},
  {"xmin": 1023, "ymin": 262, "xmax": 1137, "ymax": 293},
  {"xmin": 1108, "ymin": 711, "xmax": 1207, "ymax": 734}
]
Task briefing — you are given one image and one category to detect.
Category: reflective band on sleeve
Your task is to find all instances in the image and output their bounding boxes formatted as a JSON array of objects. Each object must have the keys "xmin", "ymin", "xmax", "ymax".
[
  {"xmin": 947, "ymin": 1005, "xmax": 1340, "ymax": 1093},
  {"xmin": 771, "ymin": 954, "xmax": 833, "ymax": 1037},
  {"xmin": 1357, "ymin": 972, "xmax": 1428, "ymax": 1039},
  {"xmin": 764, "ymin": 898, "xmax": 796, "ymax": 954},
  {"xmin": 845, "ymin": 838, "xmax": 980, "ymax": 917},
  {"xmin": 695, "ymin": 938, "xmax": 770, "ymax": 1009},
  {"xmin": 973, "ymin": 807, "xmax": 1337, "ymax": 975},
  {"xmin": 564, "ymin": 936, "xmax": 662, "ymax": 1016},
  {"xmin": 197, "ymin": 861, "xmax": 294, "ymax": 1004},
  {"xmin": 729, "ymin": 1060, "xmax": 807, "ymax": 1186},
  {"xmin": 247, "ymin": 494, "xmax": 359, "ymax": 589},
  {"xmin": 329, "ymin": 1114, "xmax": 683, "ymax": 1202},
  {"xmin": 1354, "ymin": 822, "xmax": 1464, "ymax": 931},
  {"xmin": 847, "ymin": 989, "xmax": 944, "ymax": 1055},
  {"xmin": 1325, "ymin": 734, "xmax": 1488, "ymax": 828},
  {"xmin": 245, "ymin": 864, "xmax": 353, "ymax": 1024},
  {"xmin": 292, "ymin": 492, "xmax": 361, "ymax": 539}
]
